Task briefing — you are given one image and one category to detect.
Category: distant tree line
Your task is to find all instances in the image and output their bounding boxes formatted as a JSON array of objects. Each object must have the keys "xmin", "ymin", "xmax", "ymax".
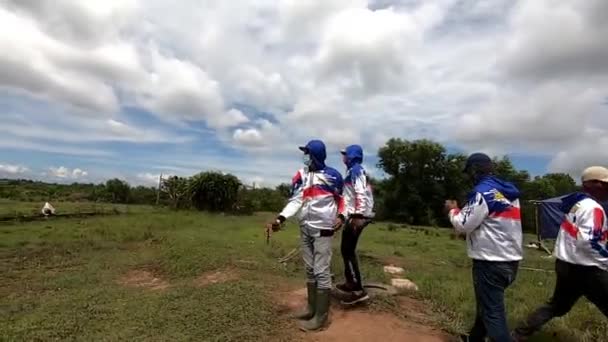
[
  {"xmin": 374, "ymin": 138, "xmax": 578, "ymax": 231},
  {"xmin": 0, "ymin": 172, "xmax": 289, "ymax": 215},
  {"xmin": 0, "ymin": 139, "xmax": 579, "ymax": 231}
]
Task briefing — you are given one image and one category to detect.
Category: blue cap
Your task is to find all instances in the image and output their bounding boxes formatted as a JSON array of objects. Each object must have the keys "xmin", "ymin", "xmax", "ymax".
[{"xmin": 464, "ymin": 152, "xmax": 492, "ymax": 173}]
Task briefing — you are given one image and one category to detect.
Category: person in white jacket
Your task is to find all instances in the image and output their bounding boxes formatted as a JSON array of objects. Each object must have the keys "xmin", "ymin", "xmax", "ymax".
[
  {"xmin": 445, "ymin": 152, "xmax": 523, "ymax": 342},
  {"xmin": 512, "ymin": 166, "xmax": 608, "ymax": 340},
  {"xmin": 335, "ymin": 144, "xmax": 375, "ymax": 305},
  {"xmin": 266, "ymin": 139, "xmax": 344, "ymax": 332}
]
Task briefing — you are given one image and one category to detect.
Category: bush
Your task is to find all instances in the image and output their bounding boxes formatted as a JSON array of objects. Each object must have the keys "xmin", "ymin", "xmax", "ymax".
[{"xmin": 188, "ymin": 172, "xmax": 241, "ymax": 212}]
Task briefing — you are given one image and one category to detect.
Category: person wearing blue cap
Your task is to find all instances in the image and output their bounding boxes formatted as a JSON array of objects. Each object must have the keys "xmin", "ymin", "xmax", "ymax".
[
  {"xmin": 335, "ymin": 145, "xmax": 375, "ymax": 305},
  {"xmin": 265, "ymin": 139, "xmax": 345, "ymax": 332},
  {"xmin": 444, "ymin": 152, "xmax": 523, "ymax": 342}
]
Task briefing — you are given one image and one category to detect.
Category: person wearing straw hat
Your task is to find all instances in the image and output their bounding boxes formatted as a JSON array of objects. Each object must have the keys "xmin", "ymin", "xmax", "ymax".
[{"xmin": 511, "ymin": 166, "xmax": 608, "ymax": 341}]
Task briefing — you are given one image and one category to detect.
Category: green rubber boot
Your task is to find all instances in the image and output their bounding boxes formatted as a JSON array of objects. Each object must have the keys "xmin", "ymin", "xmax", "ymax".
[
  {"xmin": 292, "ymin": 282, "xmax": 316, "ymax": 320},
  {"xmin": 298, "ymin": 288, "xmax": 330, "ymax": 332}
]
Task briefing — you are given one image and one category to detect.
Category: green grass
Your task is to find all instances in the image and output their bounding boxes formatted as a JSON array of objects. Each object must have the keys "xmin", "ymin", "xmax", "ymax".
[
  {"xmin": 0, "ymin": 206, "xmax": 606, "ymax": 341},
  {"xmin": 0, "ymin": 198, "xmax": 153, "ymax": 218}
]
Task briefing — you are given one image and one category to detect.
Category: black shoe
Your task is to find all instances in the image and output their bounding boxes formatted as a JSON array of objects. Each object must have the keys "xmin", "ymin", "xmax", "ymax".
[
  {"xmin": 336, "ymin": 282, "xmax": 356, "ymax": 292},
  {"xmin": 340, "ymin": 290, "xmax": 369, "ymax": 305}
]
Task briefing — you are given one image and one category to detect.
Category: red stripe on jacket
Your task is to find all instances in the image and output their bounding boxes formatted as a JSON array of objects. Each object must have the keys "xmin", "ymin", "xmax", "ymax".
[
  {"xmin": 561, "ymin": 219, "xmax": 579, "ymax": 239},
  {"xmin": 303, "ymin": 187, "xmax": 333, "ymax": 198},
  {"xmin": 593, "ymin": 207, "xmax": 605, "ymax": 234},
  {"xmin": 490, "ymin": 206, "xmax": 521, "ymax": 220}
]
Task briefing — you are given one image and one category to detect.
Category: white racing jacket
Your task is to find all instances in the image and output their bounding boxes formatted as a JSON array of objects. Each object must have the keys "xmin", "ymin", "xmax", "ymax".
[
  {"xmin": 341, "ymin": 145, "xmax": 374, "ymax": 218},
  {"xmin": 279, "ymin": 167, "xmax": 344, "ymax": 230},
  {"xmin": 449, "ymin": 175, "xmax": 523, "ymax": 262},
  {"xmin": 553, "ymin": 193, "xmax": 608, "ymax": 270}
]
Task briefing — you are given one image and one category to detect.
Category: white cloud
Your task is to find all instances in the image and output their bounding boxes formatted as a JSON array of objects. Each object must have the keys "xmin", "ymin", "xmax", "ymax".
[
  {"xmin": 453, "ymin": 83, "xmax": 601, "ymax": 154},
  {"xmin": 449, "ymin": 0, "xmax": 608, "ymax": 176},
  {"xmin": 72, "ymin": 168, "xmax": 88, "ymax": 178},
  {"xmin": 0, "ymin": 136, "xmax": 112, "ymax": 157},
  {"xmin": 548, "ymin": 134, "xmax": 608, "ymax": 181},
  {"xmin": 278, "ymin": 0, "xmax": 367, "ymax": 43},
  {"xmin": 0, "ymin": 111, "xmax": 192, "ymax": 144},
  {"xmin": 135, "ymin": 172, "xmax": 162, "ymax": 186},
  {"xmin": 0, "ymin": 163, "xmax": 29, "ymax": 175},
  {"xmin": 233, "ymin": 128, "xmax": 263, "ymax": 146},
  {"xmin": 314, "ymin": 7, "xmax": 421, "ymax": 95},
  {"xmin": 48, "ymin": 166, "xmax": 89, "ymax": 179},
  {"xmin": 0, "ymin": 7, "xmax": 119, "ymax": 114},
  {"xmin": 2, "ymin": 0, "xmax": 608, "ymax": 183},
  {"xmin": 501, "ymin": 0, "xmax": 608, "ymax": 81}
]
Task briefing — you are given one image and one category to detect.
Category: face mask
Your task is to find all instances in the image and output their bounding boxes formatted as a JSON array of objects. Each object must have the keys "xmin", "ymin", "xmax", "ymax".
[{"xmin": 303, "ymin": 154, "xmax": 312, "ymax": 166}]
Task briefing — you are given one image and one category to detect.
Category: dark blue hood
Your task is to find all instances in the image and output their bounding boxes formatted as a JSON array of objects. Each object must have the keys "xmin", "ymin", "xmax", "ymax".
[
  {"xmin": 300, "ymin": 140, "xmax": 326, "ymax": 170},
  {"xmin": 559, "ymin": 192, "xmax": 589, "ymax": 213},
  {"xmin": 343, "ymin": 145, "xmax": 363, "ymax": 169},
  {"xmin": 478, "ymin": 175, "xmax": 520, "ymax": 201}
]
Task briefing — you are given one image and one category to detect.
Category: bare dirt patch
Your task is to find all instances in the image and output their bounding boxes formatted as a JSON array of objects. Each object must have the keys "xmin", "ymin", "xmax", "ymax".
[
  {"xmin": 307, "ymin": 311, "xmax": 451, "ymax": 342},
  {"xmin": 118, "ymin": 270, "xmax": 169, "ymax": 291},
  {"xmin": 397, "ymin": 296, "xmax": 437, "ymax": 325},
  {"xmin": 274, "ymin": 287, "xmax": 454, "ymax": 342},
  {"xmin": 194, "ymin": 268, "xmax": 240, "ymax": 287}
]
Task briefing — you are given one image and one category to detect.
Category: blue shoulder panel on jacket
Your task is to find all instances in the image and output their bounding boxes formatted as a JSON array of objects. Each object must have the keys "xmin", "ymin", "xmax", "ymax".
[
  {"xmin": 322, "ymin": 167, "xmax": 344, "ymax": 194},
  {"xmin": 345, "ymin": 164, "xmax": 364, "ymax": 184},
  {"xmin": 474, "ymin": 181, "xmax": 511, "ymax": 215}
]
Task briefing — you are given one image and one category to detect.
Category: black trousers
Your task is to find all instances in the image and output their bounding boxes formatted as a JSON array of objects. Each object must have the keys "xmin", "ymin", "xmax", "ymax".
[
  {"xmin": 340, "ymin": 219, "xmax": 369, "ymax": 291},
  {"xmin": 514, "ymin": 259, "xmax": 608, "ymax": 338}
]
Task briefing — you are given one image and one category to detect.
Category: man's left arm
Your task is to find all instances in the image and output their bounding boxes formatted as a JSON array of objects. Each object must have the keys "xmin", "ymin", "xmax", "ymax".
[
  {"xmin": 352, "ymin": 171, "xmax": 370, "ymax": 216},
  {"xmin": 580, "ymin": 207, "xmax": 608, "ymax": 258},
  {"xmin": 333, "ymin": 172, "xmax": 346, "ymax": 229}
]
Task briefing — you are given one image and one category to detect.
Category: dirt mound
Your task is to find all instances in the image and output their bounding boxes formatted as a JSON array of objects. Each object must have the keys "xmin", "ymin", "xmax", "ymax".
[
  {"xmin": 275, "ymin": 287, "xmax": 453, "ymax": 342},
  {"xmin": 118, "ymin": 270, "xmax": 169, "ymax": 291},
  {"xmin": 194, "ymin": 268, "xmax": 239, "ymax": 287}
]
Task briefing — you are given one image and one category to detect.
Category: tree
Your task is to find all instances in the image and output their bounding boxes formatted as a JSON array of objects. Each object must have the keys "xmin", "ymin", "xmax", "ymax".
[
  {"xmin": 493, "ymin": 156, "xmax": 530, "ymax": 190},
  {"xmin": 130, "ymin": 186, "xmax": 158, "ymax": 205},
  {"xmin": 105, "ymin": 179, "xmax": 131, "ymax": 203},
  {"xmin": 162, "ymin": 176, "xmax": 189, "ymax": 209},
  {"xmin": 276, "ymin": 183, "xmax": 292, "ymax": 199},
  {"xmin": 542, "ymin": 173, "xmax": 578, "ymax": 196},
  {"xmin": 188, "ymin": 172, "xmax": 241, "ymax": 212},
  {"xmin": 377, "ymin": 138, "xmax": 453, "ymax": 225},
  {"xmin": 443, "ymin": 153, "xmax": 470, "ymax": 201}
]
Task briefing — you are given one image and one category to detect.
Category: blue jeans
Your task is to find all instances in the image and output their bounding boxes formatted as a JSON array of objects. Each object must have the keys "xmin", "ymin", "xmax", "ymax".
[{"xmin": 469, "ymin": 260, "xmax": 519, "ymax": 342}]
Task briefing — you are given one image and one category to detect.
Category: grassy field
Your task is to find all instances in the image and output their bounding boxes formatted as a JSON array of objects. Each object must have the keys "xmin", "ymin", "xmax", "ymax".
[
  {"xmin": 0, "ymin": 199, "xmax": 153, "ymax": 219},
  {"xmin": 1, "ymin": 205, "xmax": 606, "ymax": 341}
]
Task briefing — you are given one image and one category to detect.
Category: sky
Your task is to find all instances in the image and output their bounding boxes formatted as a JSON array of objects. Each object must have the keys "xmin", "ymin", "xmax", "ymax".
[{"xmin": 1, "ymin": 0, "xmax": 607, "ymax": 187}]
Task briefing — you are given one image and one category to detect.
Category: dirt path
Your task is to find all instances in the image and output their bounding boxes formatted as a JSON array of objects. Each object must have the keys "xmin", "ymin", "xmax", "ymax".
[{"xmin": 276, "ymin": 287, "xmax": 455, "ymax": 342}]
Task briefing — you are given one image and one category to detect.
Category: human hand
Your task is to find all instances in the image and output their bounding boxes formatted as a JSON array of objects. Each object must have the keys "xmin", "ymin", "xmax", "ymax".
[
  {"xmin": 444, "ymin": 200, "xmax": 458, "ymax": 213},
  {"xmin": 265, "ymin": 220, "xmax": 281, "ymax": 232},
  {"xmin": 333, "ymin": 215, "xmax": 345, "ymax": 231}
]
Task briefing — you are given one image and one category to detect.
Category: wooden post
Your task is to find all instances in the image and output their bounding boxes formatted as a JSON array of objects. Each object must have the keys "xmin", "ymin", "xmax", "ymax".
[
  {"xmin": 534, "ymin": 201, "xmax": 541, "ymax": 243},
  {"xmin": 156, "ymin": 173, "xmax": 162, "ymax": 206}
]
